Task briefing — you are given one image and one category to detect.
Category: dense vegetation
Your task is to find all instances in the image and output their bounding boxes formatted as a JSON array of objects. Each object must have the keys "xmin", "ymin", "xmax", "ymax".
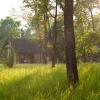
[
  {"xmin": 0, "ymin": 0, "xmax": 100, "ymax": 98},
  {"xmin": 0, "ymin": 0, "xmax": 100, "ymax": 65},
  {"xmin": 22, "ymin": 0, "xmax": 100, "ymax": 64},
  {"xmin": 0, "ymin": 63, "xmax": 100, "ymax": 100}
]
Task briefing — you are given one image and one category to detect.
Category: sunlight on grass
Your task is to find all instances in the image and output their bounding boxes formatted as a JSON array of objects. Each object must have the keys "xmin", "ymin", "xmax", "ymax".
[{"xmin": 0, "ymin": 63, "xmax": 100, "ymax": 100}]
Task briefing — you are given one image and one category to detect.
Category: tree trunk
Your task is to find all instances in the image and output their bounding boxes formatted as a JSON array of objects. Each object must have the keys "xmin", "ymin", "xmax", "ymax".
[
  {"xmin": 43, "ymin": 5, "xmax": 48, "ymax": 64},
  {"xmin": 64, "ymin": 0, "xmax": 79, "ymax": 86},
  {"xmin": 83, "ymin": 48, "xmax": 87, "ymax": 63},
  {"xmin": 52, "ymin": 0, "xmax": 58, "ymax": 67},
  {"xmin": 88, "ymin": 7, "xmax": 95, "ymax": 32}
]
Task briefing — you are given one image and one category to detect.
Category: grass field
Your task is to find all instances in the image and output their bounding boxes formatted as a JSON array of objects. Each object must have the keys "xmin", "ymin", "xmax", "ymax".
[{"xmin": 0, "ymin": 63, "xmax": 100, "ymax": 100}]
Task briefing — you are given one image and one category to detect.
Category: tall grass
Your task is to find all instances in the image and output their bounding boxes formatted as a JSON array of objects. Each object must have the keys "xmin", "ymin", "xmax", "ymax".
[{"xmin": 0, "ymin": 63, "xmax": 100, "ymax": 100}]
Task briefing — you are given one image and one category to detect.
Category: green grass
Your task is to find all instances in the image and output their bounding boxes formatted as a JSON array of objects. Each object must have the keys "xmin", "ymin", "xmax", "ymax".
[{"xmin": 0, "ymin": 63, "xmax": 100, "ymax": 100}]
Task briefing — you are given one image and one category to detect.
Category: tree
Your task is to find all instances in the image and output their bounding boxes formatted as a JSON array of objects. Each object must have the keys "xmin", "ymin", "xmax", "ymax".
[
  {"xmin": 48, "ymin": 16, "xmax": 65, "ymax": 63},
  {"xmin": 0, "ymin": 16, "xmax": 21, "ymax": 66},
  {"xmin": 23, "ymin": 0, "xmax": 51, "ymax": 64},
  {"xmin": 0, "ymin": 17, "xmax": 21, "ymax": 51},
  {"xmin": 0, "ymin": 17, "xmax": 20, "ymax": 39},
  {"xmin": 20, "ymin": 28, "xmax": 32, "ymax": 39},
  {"xmin": 48, "ymin": 0, "xmax": 58, "ymax": 67},
  {"xmin": 64, "ymin": 0, "xmax": 79, "ymax": 86},
  {"xmin": 22, "ymin": 0, "xmax": 100, "ymax": 66},
  {"xmin": 23, "ymin": 0, "xmax": 59, "ymax": 65},
  {"xmin": 74, "ymin": 0, "xmax": 100, "ymax": 62}
]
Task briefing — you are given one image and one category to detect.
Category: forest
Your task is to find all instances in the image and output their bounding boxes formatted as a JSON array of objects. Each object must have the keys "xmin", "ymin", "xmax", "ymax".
[{"xmin": 0, "ymin": 0, "xmax": 100, "ymax": 100}]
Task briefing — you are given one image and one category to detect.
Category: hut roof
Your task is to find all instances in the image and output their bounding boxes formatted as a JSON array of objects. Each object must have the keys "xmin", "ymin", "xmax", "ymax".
[{"xmin": 5, "ymin": 38, "xmax": 41, "ymax": 53}]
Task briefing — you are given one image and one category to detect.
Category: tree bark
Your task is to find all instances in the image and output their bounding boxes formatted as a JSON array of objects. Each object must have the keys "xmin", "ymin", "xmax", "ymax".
[
  {"xmin": 83, "ymin": 48, "xmax": 87, "ymax": 63},
  {"xmin": 64, "ymin": 0, "xmax": 79, "ymax": 86},
  {"xmin": 43, "ymin": 13, "xmax": 48, "ymax": 64},
  {"xmin": 88, "ymin": 7, "xmax": 95, "ymax": 32},
  {"xmin": 52, "ymin": 0, "xmax": 58, "ymax": 67},
  {"xmin": 43, "ymin": 1, "xmax": 48, "ymax": 64}
]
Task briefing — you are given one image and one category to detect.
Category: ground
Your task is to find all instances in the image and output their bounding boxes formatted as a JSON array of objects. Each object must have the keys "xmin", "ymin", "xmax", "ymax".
[{"xmin": 0, "ymin": 63, "xmax": 100, "ymax": 100}]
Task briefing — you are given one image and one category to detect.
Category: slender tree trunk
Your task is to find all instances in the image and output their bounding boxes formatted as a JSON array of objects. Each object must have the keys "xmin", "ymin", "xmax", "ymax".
[
  {"xmin": 64, "ymin": 0, "xmax": 79, "ymax": 86},
  {"xmin": 88, "ymin": 7, "xmax": 95, "ymax": 32},
  {"xmin": 83, "ymin": 48, "xmax": 87, "ymax": 63},
  {"xmin": 43, "ymin": 1, "xmax": 49, "ymax": 64},
  {"xmin": 43, "ymin": 13, "xmax": 48, "ymax": 64},
  {"xmin": 52, "ymin": 0, "xmax": 58, "ymax": 67}
]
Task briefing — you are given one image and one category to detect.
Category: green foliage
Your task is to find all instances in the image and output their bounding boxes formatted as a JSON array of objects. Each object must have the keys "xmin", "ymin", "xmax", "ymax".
[
  {"xmin": 74, "ymin": 0, "xmax": 100, "ymax": 62},
  {"xmin": 0, "ymin": 63, "xmax": 100, "ymax": 100},
  {"xmin": 0, "ymin": 16, "xmax": 21, "ymax": 64},
  {"xmin": 20, "ymin": 28, "xmax": 32, "ymax": 39},
  {"xmin": 23, "ymin": 0, "xmax": 100, "ymax": 63},
  {"xmin": 48, "ymin": 17, "xmax": 65, "ymax": 62},
  {"xmin": 0, "ymin": 16, "xmax": 21, "ymax": 38}
]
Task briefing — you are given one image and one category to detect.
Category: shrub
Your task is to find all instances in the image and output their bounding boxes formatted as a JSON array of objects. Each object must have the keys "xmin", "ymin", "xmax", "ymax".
[{"xmin": 4, "ymin": 49, "xmax": 14, "ymax": 68}]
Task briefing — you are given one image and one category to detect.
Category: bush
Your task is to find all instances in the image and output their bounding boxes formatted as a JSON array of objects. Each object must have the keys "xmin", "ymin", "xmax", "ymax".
[
  {"xmin": 4, "ymin": 49, "xmax": 14, "ymax": 68},
  {"xmin": 6, "ymin": 52, "xmax": 14, "ymax": 68}
]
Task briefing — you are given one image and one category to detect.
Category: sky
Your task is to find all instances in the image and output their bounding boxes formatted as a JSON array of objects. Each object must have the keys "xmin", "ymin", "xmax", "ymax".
[
  {"xmin": 0, "ymin": 0, "xmax": 23, "ymax": 19},
  {"xmin": 0, "ymin": 0, "xmax": 99, "ymax": 27},
  {"xmin": 0, "ymin": 0, "xmax": 28, "ymax": 28}
]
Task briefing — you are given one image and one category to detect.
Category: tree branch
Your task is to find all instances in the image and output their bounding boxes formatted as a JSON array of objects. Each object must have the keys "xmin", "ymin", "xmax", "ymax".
[
  {"xmin": 47, "ymin": 8, "xmax": 55, "ymax": 18},
  {"xmin": 58, "ymin": 0, "xmax": 64, "ymax": 11}
]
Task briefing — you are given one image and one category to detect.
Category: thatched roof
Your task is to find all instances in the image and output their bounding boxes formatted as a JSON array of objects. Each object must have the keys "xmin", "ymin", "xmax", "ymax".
[{"xmin": 4, "ymin": 38, "xmax": 41, "ymax": 53}]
